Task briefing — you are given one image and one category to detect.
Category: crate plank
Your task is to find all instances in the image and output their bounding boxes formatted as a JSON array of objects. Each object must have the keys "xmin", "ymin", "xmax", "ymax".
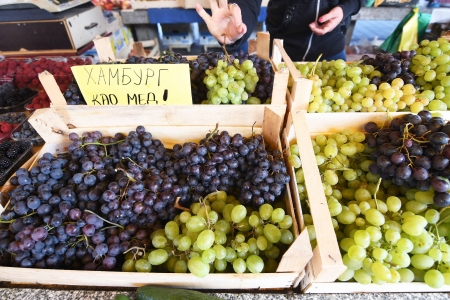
[{"xmin": 303, "ymin": 282, "xmax": 450, "ymax": 293}]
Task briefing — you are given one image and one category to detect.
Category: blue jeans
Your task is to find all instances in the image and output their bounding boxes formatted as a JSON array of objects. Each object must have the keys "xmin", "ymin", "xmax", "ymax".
[{"xmin": 323, "ymin": 49, "xmax": 347, "ymax": 61}]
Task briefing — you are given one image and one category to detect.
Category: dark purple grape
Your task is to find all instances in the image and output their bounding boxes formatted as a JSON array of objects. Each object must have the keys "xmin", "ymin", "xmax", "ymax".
[
  {"xmin": 431, "ymin": 177, "xmax": 450, "ymax": 193},
  {"xmin": 434, "ymin": 193, "xmax": 450, "ymax": 207}
]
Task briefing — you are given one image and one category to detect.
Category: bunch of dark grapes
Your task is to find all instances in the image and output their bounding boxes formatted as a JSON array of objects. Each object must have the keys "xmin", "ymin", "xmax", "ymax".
[
  {"xmin": 63, "ymin": 80, "xmax": 86, "ymax": 105},
  {"xmin": 125, "ymin": 51, "xmax": 189, "ymax": 64},
  {"xmin": 366, "ymin": 110, "xmax": 450, "ymax": 207},
  {"xmin": 361, "ymin": 50, "xmax": 417, "ymax": 88},
  {"xmin": 173, "ymin": 129, "xmax": 289, "ymax": 208}
]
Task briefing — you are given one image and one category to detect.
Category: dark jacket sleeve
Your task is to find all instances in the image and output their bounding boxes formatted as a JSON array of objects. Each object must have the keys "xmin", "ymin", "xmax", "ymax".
[
  {"xmin": 337, "ymin": 0, "xmax": 364, "ymax": 20},
  {"xmin": 227, "ymin": 0, "xmax": 262, "ymax": 48}
]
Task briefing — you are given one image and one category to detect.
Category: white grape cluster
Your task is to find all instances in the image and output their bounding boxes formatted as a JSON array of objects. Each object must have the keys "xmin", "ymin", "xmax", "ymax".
[
  {"xmin": 122, "ymin": 191, "xmax": 294, "ymax": 277},
  {"xmin": 288, "ymin": 130, "xmax": 450, "ymax": 288},
  {"xmin": 203, "ymin": 59, "xmax": 262, "ymax": 105},
  {"xmin": 410, "ymin": 38, "xmax": 450, "ymax": 111}
]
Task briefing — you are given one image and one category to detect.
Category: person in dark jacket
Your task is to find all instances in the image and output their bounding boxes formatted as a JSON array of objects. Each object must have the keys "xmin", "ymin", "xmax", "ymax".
[{"xmin": 196, "ymin": 0, "xmax": 364, "ymax": 61}]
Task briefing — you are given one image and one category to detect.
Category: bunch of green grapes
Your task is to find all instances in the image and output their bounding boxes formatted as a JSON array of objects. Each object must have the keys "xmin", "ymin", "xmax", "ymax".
[
  {"xmin": 287, "ymin": 129, "xmax": 450, "ymax": 288},
  {"xmin": 203, "ymin": 58, "xmax": 262, "ymax": 105},
  {"xmin": 409, "ymin": 38, "xmax": 450, "ymax": 111},
  {"xmin": 121, "ymin": 191, "xmax": 294, "ymax": 277}
]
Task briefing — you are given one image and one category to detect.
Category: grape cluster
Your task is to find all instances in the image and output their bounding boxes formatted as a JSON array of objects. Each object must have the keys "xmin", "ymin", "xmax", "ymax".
[
  {"xmin": 173, "ymin": 129, "xmax": 289, "ymax": 209},
  {"xmin": 409, "ymin": 38, "xmax": 450, "ymax": 111},
  {"xmin": 121, "ymin": 191, "xmax": 294, "ymax": 277},
  {"xmin": 125, "ymin": 51, "xmax": 189, "ymax": 65},
  {"xmin": 288, "ymin": 112, "xmax": 450, "ymax": 288},
  {"xmin": 366, "ymin": 111, "xmax": 450, "ymax": 207},
  {"xmin": 63, "ymin": 80, "xmax": 86, "ymax": 105},
  {"xmin": 361, "ymin": 51, "xmax": 417, "ymax": 88}
]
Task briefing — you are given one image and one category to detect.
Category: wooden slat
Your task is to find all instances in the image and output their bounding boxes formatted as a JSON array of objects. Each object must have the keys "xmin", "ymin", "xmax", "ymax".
[
  {"xmin": 291, "ymin": 111, "xmax": 346, "ymax": 283},
  {"xmin": 93, "ymin": 35, "xmax": 116, "ymax": 63},
  {"xmin": 0, "ymin": 267, "xmax": 299, "ymax": 289},
  {"xmin": 47, "ymin": 105, "xmax": 287, "ymax": 129},
  {"xmin": 256, "ymin": 32, "xmax": 270, "ymax": 62},
  {"xmin": 262, "ymin": 106, "xmax": 283, "ymax": 150},
  {"xmin": 277, "ymin": 229, "xmax": 311, "ymax": 274},
  {"xmin": 303, "ymin": 282, "xmax": 450, "ymax": 293},
  {"xmin": 133, "ymin": 42, "xmax": 146, "ymax": 57},
  {"xmin": 38, "ymin": 71, "xmax": 67, "ymax": 106}
]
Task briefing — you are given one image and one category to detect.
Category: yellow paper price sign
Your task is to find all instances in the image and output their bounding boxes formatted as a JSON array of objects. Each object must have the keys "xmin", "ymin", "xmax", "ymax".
[{"xmin": 71, "ymin": 64, "xmax": 192, "ymax": 105}]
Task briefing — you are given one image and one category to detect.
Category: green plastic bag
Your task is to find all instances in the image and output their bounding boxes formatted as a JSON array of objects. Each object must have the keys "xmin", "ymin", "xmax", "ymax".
[{"xmin": 380, "ymin": 8, "xmax": 431, "ymax": 53}]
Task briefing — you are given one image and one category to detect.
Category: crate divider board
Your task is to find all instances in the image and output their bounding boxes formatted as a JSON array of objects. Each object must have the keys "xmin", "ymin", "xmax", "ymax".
[
  {"xmin": 0, "ymin": 106, "xmax": 313, "ymax": 289},
  {"xmin": 285, "ymin": 110, "xmax": 450, "ymax": 293}
]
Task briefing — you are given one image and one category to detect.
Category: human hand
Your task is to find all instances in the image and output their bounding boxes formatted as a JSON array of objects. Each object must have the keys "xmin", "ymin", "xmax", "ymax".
[
  {"xmin": 196, "ymin": 0, "xmax": 247, "ymax": 44},
  {"xmin": 309, "ymin": 6, "xmax": 344, "ymax": 36}
]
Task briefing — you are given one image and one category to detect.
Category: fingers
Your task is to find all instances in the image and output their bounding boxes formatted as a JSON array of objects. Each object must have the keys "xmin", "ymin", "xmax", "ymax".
[
  {"xmin": 196, "ymin": 3, "xmax": 212, "ymax": 25},
  {"xmin": 210, "ymin": 0, "xmax": 219, "ymax": 13},
  {"xmin": 218, "ymin": 0, "xmax": 228, "ymax": 9}
]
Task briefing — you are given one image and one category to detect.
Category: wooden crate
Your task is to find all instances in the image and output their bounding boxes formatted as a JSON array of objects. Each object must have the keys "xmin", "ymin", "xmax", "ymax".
[
  {"xmin": 283, "ymin": 110, "xmax": 450, "ymax": 293},
  {"xmin": 0, "ymin": 105, "xmax": 312, "ymax": 289},
  {"xmin": 130, "ymin": 0, "xmax": 182, "ymax": 9}
]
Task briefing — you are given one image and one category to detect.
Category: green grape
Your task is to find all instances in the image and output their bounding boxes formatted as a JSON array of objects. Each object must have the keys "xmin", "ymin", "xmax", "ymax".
[
  {"xmin": 256, "ymin": 236, "xmax": 268, "ymax": 251},
  {"xmin": 402, "ymin": 222, "xmax": 425, "ymax": 237},
  {"xmin": 178, "ymin": 236, "xmax": 192, "ymax": 251},
  {"xmin": 188, "ymin": 257, "xmax": 210, "ymax": 278},
  {"xmin": 424, "ymin": 269, "xmax": 445, "ymax": 289},
  {"xmin": 385, "ymin": 229, "xmax": 401, "ymax": 245},
  {"xmin": 328, "ymin": 198, "xmax": 343, "ymax": 217},
  {"xmin": 179, "ymin": 211, "xmax": 191, "ymax": 223},
  {"xmin": 213, "ymin": 230, "xmax": 227, "ymax": 245},
  {"xmin": 174, "ymin": 259, "xmax": 188, "ymax": 273},
  {"xmin": 202, "ymin": 248, "xmax": 216, "ymax": 264},
  {"xmin": 340, "ymin": 238, "xmax": 356, "ymax": 252},
  {"xmin": 279, "ymin": 215, "xmax": 293, "ymax": 229},
  {"xmin": 353, "ymin": 269, "xmax": 372, "ymax": 284},
  {"xmin": 411, "ymin": 254, "xmax": 435, "ymax": 270},
  {"xmin": 215, "ymin": 219, "xmax": 231, "ymax": 234},
  {"xmin": 428, "ymin": 248, "xmax": 442, "ymax": 261},
  {"xmin": 214, "ymin": 258, "xmax": 227, "ymax": 272},
  {"xmin": 259, "ymin": 204, "xmax": 274, "ymax": 220},
  {"xmin": 371, "ymin": 261, "xmax": 392, "ymax": 282},
  {"xmin": 353, "ymin": 230, "xmax": 370, "ymax": 248},
  {"xmin": 337, "ymin": 207, "xmax": 356, "ymax": 225},
  {"xmin": 396, "ymin": 238, "xmax": 414, "ymax": 253},
  {"xmin": 443, "ymin": 273, "xmax": 450, "ymax": 285},
  {"xmin": 348, "ymin": 244, "xmax": 366, "ymax": 262},
  {"xmin": 152, "ymin": 236, "xmax": 168, "ymax": 249},
  {"xmin": 232, "ymin": 258, "xmax": 247, "ymax": 274},
  {"xmin": 391, "ymin": 249, "xmax": 410, "ymax": 268},
  {"xmin": 249, "ymin": 215, "xmax": 260, "ymax": 227},
  {"xmin": 338, "ymin": 268, "xmax": 355, "ymax": 281},
  {"xmin": 225, "ymin": 247, "xmax": 237, "ymax": 262},
  {"xmin": 122, "ymin": 259, "xmax": 136, "ymax": 272},
  {"xmin": 164, "ymin": 221, "xmax": 179, "ymax": 240},
  {"xmin": 324, "ymin": 143, "xmax": 338, "ymax": 158},
  {"xmin": 264, "ymin": 245, "xmax": 280, "ymax": 259},
  {"xmin": 148, "ymin": 249, "xmax": 169, "ymax": 266},
  {"xmin": 425, "ymin": 209, "xmax": 440, "ymax": 224},
  {"xmin": 440, "ymin": 243, "xmax": 450, "ymax": 261},
  {"xmin": 386, "ymin": 196, "xmax": 402, "ymax": 213},
  {"xmin": 323, "ymin": 170, "xmax": 339, "ymax": 185},
  {"xmin": 196, "ymin": 229, "xmax": 215, "ymax": 251},
  {"xmin": 290, "ymin": 144, "xmax": 299, "ymax": 156},
  {"xmin": 396, "ymin": 268, "xmax": 414, "ymax": 283},
  {"xmin": 135, "ymin": 258, "xmax": 152, "ymax": 272},
  {"xmin": 405, "ymin": 201, "xmax": 428, "ymax": 214},
  {"xmin": 246, "ymin": 255, "xmax": 264, "ymax": 274},
  {"xmin": 186, "ymin": 216, "xmax": 206, "ymax": 233},
  {"xmin": 214, "ymin": 244, "xmax": 227, "ymax": 260},
  {"xmin": 343, "ymin": 254, "xmax": 363, "ymax": 270},
  {"xmin": 410, "ymin": 230, "xmax": 434, "ymax": 254},
  {"xmin": 288, "ymin": 154, "xmax": 302, "ymax": 168},
  {"xmin": 372, "ymin": 247, "xmax": 388, "ymax": 261},
  {"xmin": 264, "ymin": 224, "xmax": 281, "ymax": 243},
  {"xmin": 271, "ymin": 208, "xmax": 286, "ymax": 224},
  {"xmin": 280, "ymin": 229, "xmax": 294, "ymax": 245},
  {"xmin": 365, "ymin": 208, "xmax": 385, "ymax": 226}
]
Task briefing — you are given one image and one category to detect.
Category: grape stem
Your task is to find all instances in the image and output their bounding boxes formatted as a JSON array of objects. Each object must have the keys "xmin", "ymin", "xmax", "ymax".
[
  {"xmin": 174, "ymin": 197, "xmax": 191, "ymax": 212},
  {"xmin": 436, "ymin": 207, "xmax": 450, "ymax": 227},
  {"xmin": 123, "ymin": 246, "xmax": 146, "ymax": 260},
  {"xmin": 373, "ymin": 177, "xmax": 382, "ymax": 211},
  {"xmin": 84, "ymin": 209, "xmax": 124, "ymax": 230},
  {"xmin": 115, "ymin": 168, "xmax": 136, "ymax": 183}
]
